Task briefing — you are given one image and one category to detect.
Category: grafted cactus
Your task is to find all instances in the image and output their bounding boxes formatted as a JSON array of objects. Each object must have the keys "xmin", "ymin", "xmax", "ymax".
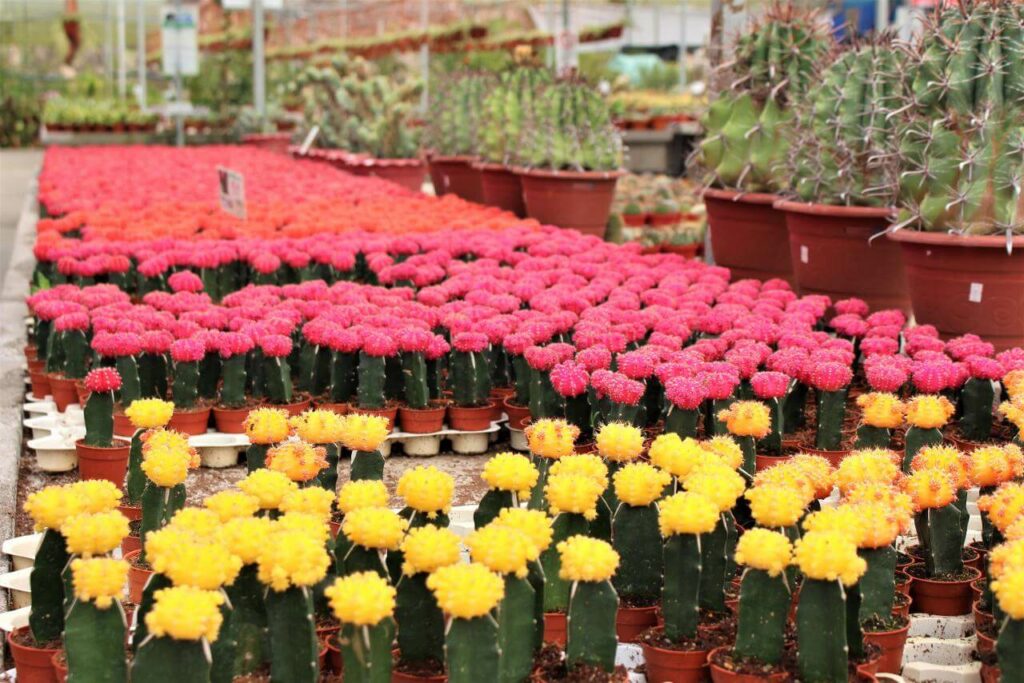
[
  {"xmin": 297, "ymin": 55, "xmax": 422, "ymax": 159},
  {"xmin": 521, "ymin": 78, "xmax": 622, "ymax": 172},
  {"xmin": 697, "ymin": 3, "xmax": 832, "ymax": 192},
  {"xmin": 426, "ymin": 71, "xmax": 492, "ymax": 157},
  {"xmin": 791, "ymin": 38, "xmax": 906, "ymax": 206}
]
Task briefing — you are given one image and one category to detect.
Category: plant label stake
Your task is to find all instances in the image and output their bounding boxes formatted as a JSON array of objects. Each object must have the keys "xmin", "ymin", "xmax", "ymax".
[{"xmin": 217, "ymin": 167, "xmax": 246, "ymax": 220}]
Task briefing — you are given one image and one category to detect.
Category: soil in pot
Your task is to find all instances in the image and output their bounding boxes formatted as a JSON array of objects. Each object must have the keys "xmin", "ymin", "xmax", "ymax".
[
  {"xmin": 708, "ymin": 646, "xmax": 788, "ymax": 683},
  {"xmin": 907, "ymin": 563, "xmax": 981, "ymax": 616},
  {"xmin": 392, "ymin": 654, "xmax": 447, "ymax": 682},
  {"xmin": 398, "ymin": 401, "xmax": 448, "ymax": 434},
  {"xmin": 516, "ymin": 167, "xmax": 624, "ymax": 239},
  {"xmin": 476, "ymin": 162, "xmax": 526, "ymax": 217},
  {"xmin": 862, "ymin": 614, "xmax": 911, "ymax": 674},
  {"xmin": 75, "ymin": 439, "xmax": 131, "ymax": 485},
  {"xmin": 703, "ymin": 189, "xmax": 794, "ymax": 285},
  {"xmin": 776, "ymin": 201, "xmax": 908, "ymax": 312},
  {"xmin": 447, "ymin": 402, "xmax": 496, "ymax": 432},
  {"xmin": 167, "ymin": 405, "xmax": 212, "ymax": 435},
  {"xmin": 529, "ymin": 642, "xmax": 630, "ymax": 682},
  {"xmin": 9, "ymin": 626, "xmax": 61, "ymax": 683}
]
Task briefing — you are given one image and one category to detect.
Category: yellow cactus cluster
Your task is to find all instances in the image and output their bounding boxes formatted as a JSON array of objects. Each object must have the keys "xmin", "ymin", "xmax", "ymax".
[
  {"xmin": 843, "ymin": 482, "xmax": 914, "ymax": 519},
  {"xmin": 70, "ymin": 557, "xmax": 128, "ymax": 608},
  {"xmin": 703, "ymin": 435, "xmax": 745, "ymax": 470},
  {"xmin": 257, "ymin": 528, "xmax": 331, "ymax": 591},
  {"xmin": 25, "ymin": 481, "xmax": 122, "ymax": 532},
  {"xmin": 911, "ymin": 445, "xmax": 969, "ymax": 488},
  {"xmin": 141, "ymin": 438, "xmax": 199, "ymax": 488},
  {"xmin": 141, "ymin": 428, "xmax": 195, "ymax": 461},
  {"xmin": 203, "ymin": 490, "xmax": 260, "ymax": 522},
  {"xmin": 905, "ymin": 395, "xmax": 955, "ymax": 429},
  {"xmin": 221, "ymin": 516, "xmax": 274, "ymax": 564},
  {"xmin": 467, "ymin": 523, "xmax": 539, "ymax": 578},
  {"xmin": 614, "ymin": 462, "xmax": 672, "ymax": 507},
  {"xmin": 835, "ymin": 449, "xmax": 900, "ymax": 495},
  {"xmin": 427, "ymin": 563, "xmax": 505, "ymax": 618},
  {"xmin": 856, "ymin": 393, "xmax": 905, "ymax": 429},
  {"xmin": 397, "ymin": 466, "xmax": 454, "ymax": 518},
  {"xmin": 999, "ymin": 395, "xmax": 1024, "ymax": 432},
  {"xmin": 1004, "ymin": 370, "xmax": 1024, "ymax": 400},
  {"xmin": 274, "ymin": 511, "xmax": 331, "ymax": 545},
  {"xmin": 279, "ymin": 487, "xmax": 336, "ymax": 522},
  {"xmin": 481, "ymin": 452, "xmax": 539, "ymax": 498},
  {"xmin": 340, "ymin": 413, "xmax": 391, "ymax": 452},
  {"xmin": 124, "ymin": 398, "xmax": 175, "ymax": 430},
  {"xmin": 549, "ymin": 453, "xmax": 609, "ymax": 485},
  {"xmin": 265, "ymin": 442, "xmax": 329, "ymax": 483},
  {"xmin": 244, "ymin": 407, "xmax": 292, "ymax": 444},
  {"xmin": 545, "ymin": 472, "xmax": 605, "ymax": 520},
  {"xmin": 237, "ymin": 468, "xmax": 298, "ymax": 509},
  {"xmin": 658, "ymin": 491, "xmax": 720, "ymax": 536},
  {"xmin": 325, "ymin": 572, "xmax": 396, "ymax": 626},
  {"xmin": 557, "ymin": 535, "xmax": 619, "ymax": 582},
  {"xmin": 991, "ymin": 569, "xmax": 1024, "ymax": 619},
  {"xmin": 62, "ymin": 510, "xmax": 130, "ymax": 557},
  {"xmin": 401, "ymin": 525, "xmax": 462, "ymax": 575},
  {"xmin": 495, "ymin": 507, "xmax": 555, "ymax": 553},
  {"xmin": 745, "ymin": 484, "xmax": 806, "ymax": 529},
  {"xmin": 978, "ymin": 483, "xmax": 1024, "ymax": 533},
  {"xmin": 595, "ymin": 422, "xmax": 645, "ymax": 462},
  {"xmin": 648, "ymin": 434, "xmax": 707, "ymax": 479},
  {"xmin": 968, "ymin": 444, "xmax": 1024, "ymax": 487},
  {"xmin": 904, "ymin": 467, "xmax": 959, "ymax": 510},
  {"xmin": 734, "ymin": 528, "xmax": 793, "ymax": 577},
  {"xmin": 717, "ymin": 400, "xmax": 772, "ymax": 438},
  {"xmin": 290, "ymin": 409, "xmax": 345, "ymax": 444},
  {"xmin": 990, "ymin": 539, "xmax": 1024, "ymax": 580},
  {"xmin": 145, "ymin": 586, "xmax": 224, "ymax": 641},
  {"xmin": 793, "ymin": 530, "xmax": 867, "ymax": 586},
  {"xmin": 342, "ymin": 506, "xmax": 407, "ymax": 550},
  {"xmin": 337, "ymin": 479, "xmax": 389, "ymax": 513},
  {"xmin": 788, "ymin": 455, "xmax": 837, "ymax": 499},
  {"xmin": 682, "ymin": 463, "xmax": 746, "ymax": 513},
  {"xmin": 525, "ymin": 418, "xmax": 579, "ymax": 459}
]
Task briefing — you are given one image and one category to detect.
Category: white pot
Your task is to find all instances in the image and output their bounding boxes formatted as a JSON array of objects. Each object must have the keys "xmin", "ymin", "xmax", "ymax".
[
  {"xmin": 191, "ymin": 433, "xmax": 247, "ymax": 468},
  {"xmin": 450, "ymin": 433, "xmax": 489, "ymax": 454},
  {"xmin": 379, "ymin": 441, "xmax": 393, "ymax": 458},
  {"xmin": 402, "ymin": 435, "xmax": 442, "ymax": 457},
  {"xmin": 200, "ymin": 447, "xmax": 241, "ymax": 468},
  {"xmin": 0, "ymin": 569, "xmax": 32, "ymax": 610},
  {"xmin": 508, "ymin": 428, "xmax": 528, "ymax": 451},
  {"xmin": 29, "ymin": 435, "xmax": 79, "ymax": 473},
  {"xmin": 2, "ymin": 534, "xmax": 43, "ymax": 571}
]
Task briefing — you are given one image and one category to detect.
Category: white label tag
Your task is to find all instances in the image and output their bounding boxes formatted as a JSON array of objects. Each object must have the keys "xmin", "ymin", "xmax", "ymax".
[
  {"xmin": 800, "ymin": 246, "xmax": 809, "ymax": 264},
  {"xmin": 217, "ymin": 166, "xmax": 246, "ymax": 219},
  {"xmin": 299, "ymin": 125, "xmax": 319, "ymax": 155},
  {"xmin": 969, "ymin": 282, "xmax": 983, "ymax": 303}
]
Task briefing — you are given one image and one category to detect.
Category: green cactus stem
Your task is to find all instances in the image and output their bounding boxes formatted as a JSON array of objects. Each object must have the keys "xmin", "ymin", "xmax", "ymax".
[
  {"xmin": 351, "ymin": 449, "xmax": 385, "ymax": 481},
  {"xmin": 115, "ymin": 356, "xmax": 142, "ymax": 406},
  {"xmin": 296, "ymin": 341, "xmax": 317, "ymax": 395},
  {"xmin": 402, "ymin": 351, "xmax": 430, "ymax": 410},
  {"xmin": 246, "ymin": 444, "xmax": 270, "ymax": 472},
  {"xmin": 63, "ymin": 329, "xmax": 89, "ymax": 379},
  {"xmin": 529, "ymin": 368, "xmax": 562, "ymax": 419},
  {"xmin": 783, "ymin": 382, "xmax": 809, "ymax": 432},
  {"xmin": 855, "ymin": 424, "xmax": 892, "ymax": 449},
  {"xmin": 385, "ymin": 356, "xmax": 404, "ymax": 403},
  {"xmin": 451, "ymin": 350, "xmax": 491, "ymax": 408},
  {"xmin": 125, "ymin": 428, "xmax": 147, "ymax": 505},
  {"xmin": 903, "ymin": 426, "xmax": 944, "ymax": 471},
  {"xmin": 705, "ymin": 398, "xmax": 732, "ymax": 437},
  {"xmin": 567, "ymin": 579, "xmax": 618, "ymax": 672},
  {"xmin": 312, "ymin": 346, "xmax": 332, "ymax": 397},
  {"xmin": 915, "ymin": 504, "xmax": 965, "ymax": 577},
  {"xmin": 131, "ymin": 635, "xmax": 211, "ymax": 683},
  {"xmin": 474, "ymin": 489, "xmax": 516, "ymax": 528},
  {"xmin": 797, "ymin": 578, "xmax": 850, "ymax": 683},
  {"xmin": 247, "ymin": 349, "xmax": 265, "ymax": 399},
  {"xmin": 33, "ymin": 318, "xmax": 51, "ymax": 360},
  {"xmin": 172, "ymin": 359, "xmax": 199, "ymax": 410},
  {"xmin": 979, "ymin": 485, "xmax": 999, "ymax": 549},
  {"xmin": 198, "ymin": 352, "xmax": 220, "ymax": 402},
  {"xmin": 224, "ymin": 564, "xmax": 268, "ymax": 675},
  {"xmin": 611, "ymin": 504, "xmax": 662, "ymax": 604},
  {"xmin": 200, "ymin": 267, "xmax": 219, "ymax": 301},
  {"xmin": 330, "ymin": 351, "xmax": 357, "ymax": 404},
  {"xmin": 343, "ymin": 545, "xmax": 389, "ymax": 578},
  {"xmin": 446, "ymin": 614, "xmax": 500, "ymax": 683},
  {"xmin": 357, "ymin": 352, "xmax": 386, "ymax": 410},
  {"xmin": 220, "ymin": 355, "xmax": 246, "ymax": 408},
  {"xmin": 427, "ymin": 355, "xmax": 444, "ymax": 401},
  {"xmin": 736, "ymin": 435, "xmax": 757, "ymax": 477},
  {"xmin": 138, "ymin": 353, "xmax": 168, "ymax": 399},
  {"xmin": 395, "ymin": 573, "xmax": 445, "ymax": 667},
  {"xmin": 83, "ymin": 389, "xmax": 115, "ymax": 447},
  {"xmin": 511, "ymin": 355, "xmax": 530, "ymax": 406},
  {"xmin": 29, "ymin": 528, "xmax": 69, "ymax": 643},
  {"xmin": 497, "ymin": 575, "xmax": 536, "ymax": 683},
  {"xmin": 564, "ymin": 394, "xmax": 592, "ymax": 441},
  {"xmin": 960, "ymin": 377, "xmax": 994, "ymax": 442},
  {"xmin": 340, "ymin": 620, "xmax": 394, "ymax": 683},
  {"xmin": 997, "ymin": 618, "xmax": 1024, "ymax": 683},
  {"xmin": 265, "ymin": 586, "xmax": 319, "ymax": 683},
  {"xmin": 132, "ymin": 573, "xmax": 173, "ymax": 649},
  {"xmin": 608, "ymin": 400, "xmax": 642, "ymax": 428},
  {"xmin": 314, "ymin": 443, "xmax": 340, "ymax": 492},
  {"xmin": 527, "ymin": 560, "xmax": 545, "ymax": 653},
  {"xmin": 263, "ymin": 356, "xmax": 293, "ymax": 405},
  {"xmin": 699, "ymin": 514, "xmax": 733, "ymax": 613},
  {"xmin": 665, "ymin": 405, "xmax": 700, "ymax": 439},
  {"xmin": 846, "ymin": 583, "xmax": 866, "ymax": 661},
  {"xmin": 734, "ymin": 568, "xmax": 791, "ymax": 664},
  {"xmin": 540, "ymin": 512, "xmax": 590, "ymax": 612},
  {"xmin": 64, "ymin": 600, "xmax": 128, "ymax": 682},
  {"xmin": 757, "ymin": 398, "xmax": 783, "ymax": 455},
  {"xmin": 45, "ymin": 329, "xmax": 65, "ymax": 374},
  {"xmin": 210, "ymin": 600, "xmax": 237, "ymax": 683},
  {"xmin": 139, "ymin": 483, "xmax": 186, "ymax": 563},
  {"xmin": 662, "ymin": 533, "xmax": 702, "ymax": 641},
  {"xmin": 527, "ymin": 457, "xmax": 551, "ymax": 511},
  {"xmin": 816, "ymin": 389, "xmax": 847, "ymax": 451},
  {"xmin": 858, "ymin": 546, "xmax": 897, "ymax": 620}
]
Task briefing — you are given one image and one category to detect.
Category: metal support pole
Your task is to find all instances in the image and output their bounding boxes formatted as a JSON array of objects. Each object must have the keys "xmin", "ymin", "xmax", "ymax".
[
  {"xmin": 561, "ymin": 0, "xmax": 574, "ymax": 73},
  {"xmin": 173, "ymin": 0, "xmax": 184, "ymax": 147},
  {"xmin": 420, "ymin": 0, "xmax": 429, "ymax": 111},
  {"xmin": 624, "ymin": 0, "xmax": 633, "ymax": 45},
  {"xmin": 105, "ymin": 0, "xmax": 114, "ymax": 91},
  {"xmin": 546, "ymin": 0, "xmax": 556, "ymax": 68},
  {"xmin": 136, "ymin": 0, "xmax": 146, "ymax": 108},
  {"xmin": 253, "ymin": 0, "xmax": 266, "ymax": 121},
  {"xmin": 678, "ymin": 0, "xmax": 688, "ymax": 88},
  {"xmin": 117, "ymin": 0, "xmax": 127, "ymax": 98},
  {"xmin": 876, "ymin": 0, "xmax": 890, "ymax": 32}
]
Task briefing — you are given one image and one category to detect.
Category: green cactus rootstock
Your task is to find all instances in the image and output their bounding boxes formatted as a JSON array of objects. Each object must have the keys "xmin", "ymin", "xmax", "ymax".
[
  {"xmin": 263, "ymin": 356, "xmax": 293, "ymax": 405},
  {"xmin": 340, "ymin": 620, "xmax": 394, "ymax": 683},
  {"xmin": 699, "ymin": 514, "xmax": 732, "ymax": 613},
  {"xmin": 115, "ymin": 355, "xmax": 142, "ymax": 406},
  {"xmin": 246, "ymin": 443, "xmax": 270, "ymax": 472},
  {"xmin": 139, "ymin": 482, "xmax": 186, "ymax": 563},
  {"xmin": 497, "ymin": 575, "xmax": 537, "ymax": 683},
  {"xmin": 816, "ymin": 389, "xmax": 847, "ymax": 451},
  {"xmin": 401, "ymin": 351, "xmax": 430, "ymax": 410},
  {"xmin": 132, "ymin": 572, "xmax": 173, "ymax": 649},
  {"xmin": 662, "ymin": 533, "xmax": 702, "ymax": 641},
  {"xmin": 446, "ymin": 615, "xmax": 500, "ymax": 683},
  {"xmin": 757, "ymin": 397, "xmax": 783, "ymax": 455},
  {"xmin": 64, "ymin": 600, "xmax": 128, "ymax": 683},
  {"xmin": 567, "ymin": 579, "xmax": 618, "ymax": 672},
  {"xmin": 131, "ymin": 635, "xmax": 212, "ymax": 683},
  {"xmin": 797, "ymin": 579, "xmax": 850, "ymax": 683},
  {"xmin": 734, "ymin": 568, "xmax": 791, "ymax": 665},
  {"xmin": 62, "ymin": 329, "xmax": 89, "ymax": 379},
  {"xmin": 210, "ymin": 600, "xmax": 237, "ymax": 683},
  {"xmin": 351, "ymin": 449, "xmax": 385, "ymax": 481},
  {"xmin": 198, "ymin": 352, "xmax": 221, "ymax": 401},
  {"xmin": 858, "ymin": 545, "xmax": 897, "ymax": 620},
  {"xmin": 315, "ymin": 443, "xmax": 340, "ymax": 493},
  {"xmin": 855, "ymin": 424, "xmax": 893, "ymax": 449},
  {"xmin": 357, "ymin": 352, "xmax": 387, "ymax": 410},
  {"xmin": 343, "ymin": 544, "xmax": 389, "ymax": 578},
  {"xmin": 125, "ymin": 428, "xmax": 146, "ymax": 505},
  {"xmin": 330, "ymin": 351, "xmax": 357, "ymax": 404},
  {"xmin": 265, "ymin": 586, "xmax": 320, "ymax": 683},
  {"xmin": 225, "ymin": 564, "xmax": 269, "ymax": 675},
  {"xmin": 451, "ymin": 350, "xmax": 491, "ymax": 408},
  {"xmin": 220, "ymin": 355, "xmax": 247, "ymax": 408},
  {"xmin": 395, "ymin": 573, "xmax": 445, "ymax": 666},
  {"xmin": 915, "ymin": 503, "xmax": 965, "ymax": 577},
  {"xmin": 903, "ymin": 426, "xmax": 944, "ymax": 471},
  {"xmin": 540, "ymin": 513, "xmax": 590, "ymax": 612},
  {"xmin": 138, "ymin": 352, "xmax": 168, "ymax": 399},
  {"xmin": 960, "ymin": 377, "xmax": 995, "ymax": 442},
  {"xmin": 611, "ymin": 504, "xmax": 663, "ymax": 604},
  {"xmin": 665, "ymin": 405, "xmax": 700, "ymax": 440},
  {"xmin": 29, "ymin": 528, "xmax": 69, "ymax": 643},
  {"xmin": 172, "ymin": 359, "xmax": 200, "ymax": 410},
  {"xmin": 474, "ymin": 489, "xmax": 516, "ymax": 529},
  {"xmin": 997, "ymin": 618, "xmax": 1024, "ymax": 683},
  {"xmin": 83, "ymin": 390, "xmax": 114, "ymax": 447}
]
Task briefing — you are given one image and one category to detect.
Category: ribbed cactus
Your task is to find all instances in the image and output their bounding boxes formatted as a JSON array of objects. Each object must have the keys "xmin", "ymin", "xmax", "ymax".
[
  {"xmin": 698, "ymin": 4, "xmax": 832, "ymax": 192},
  {"xmin": 521, "ymin": 78, "xmax": 622, "ymax": 172},
  {"xmin": 611, "ymin": 504, "xmax": 663, "ymax": 605},
  {"xmin": 479, "ymin": 67, "xmax": 550, "ymax": 165},
  {"xmin": 224, "ymin": 565, "xmax": 268, "ymax": 676},
  {"xmin": 29, "ymin": 529, "xmax": 69, "ymax": 643},
  {"xmin": 265, "ymin": 586, "xmax": 320, "ymax": 682},
  {"xmin": 858, "ymin": 545, "xmax": 897, "ymax": 620},
  {"xmin": 339, "ymin": 620, "xmax": 394, "ymax": 683},
  {"xmin": 961, "ymin": 375, "xmax": 996, "ymax": 441},
  {"xmin": 791, "ymin": 38, "xmax": 905, "ymax": 206},
  {"xmin": 220, "ymin": 355, "xmax": 246, "ymax": 408},
  {"xmin": 172, "ymin": 358, "xmax": 200, "ymax": 410},
  {"xmin": 395, "ymin": 573, "xmax": 445, "ymax": 669},
  {"xmin": 330, "ymin": 349, "xmax": 357, "ymax": 404},
  {"xmin": 540, "ymin": 514, "xmax": 589, "ymax": 612},
  {"xmin": 401, "ymin": 348, "xmax": 430, "ymax": 410},
  {"xmin": 357, "ymin": 351, "xmax": 386, "ymax": 410},
  {"xmin": 132, "ymin": 635, "xmax": 211, "ymax": 683},
  {"xmin": 60, "ymin": 329, "xmax": 90, "ymax": 379},
  {"xmin": 797, "ymin": 579, "xmax": 853, "ymax": 683},
  {"xmin": 64, "ymin": 600, "xmax": 128, "ymax": 682},
  {"xmin": 662, "ymin": 533, "xmax": 702, "ymax": 640},
  {"xmin": 734, "ymin": 568, "xmax": 791, "ymax": 664},
  {"xmin": 83, "ymin": 385, "xmax": 115, "ymax": 448},
  {"xmin": 450, "ymin": 349, "xmax": 491, "ymax": 408},
  {"xmin": 915, "ymin": 504, "xmax": 965, "ymax": 576},
  {"xmin": 427, "ymin": 71, "xmax": 491, "ymax": 157}
]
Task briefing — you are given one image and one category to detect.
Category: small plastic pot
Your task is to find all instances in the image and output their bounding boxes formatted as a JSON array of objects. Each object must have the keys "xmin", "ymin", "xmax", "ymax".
[{"xmin": 75, "ymin": 439, "xmax": 131, "ymax": 485}]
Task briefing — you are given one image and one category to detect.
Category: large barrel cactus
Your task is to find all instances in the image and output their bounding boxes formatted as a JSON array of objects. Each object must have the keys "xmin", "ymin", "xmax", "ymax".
[
  {"xmin": 697, "ymin": 4, "xmax": 833, "ymax": 192},
  {"xmin": 521, "ymin": 78, "xmax": 622, "ymax": 172},
  {"xmin": 893, "ymin": 0, "xmax": 1024, "ymax": 235},
  {"xmin": 426, "ymin": 71, "xmax": 492, "ymax": 158},
  {"xmin": 790, "ymin": 38, "xmax": 907, "ymax": 206},
  {"xmin": 478, "ymin": 67, "xmax": 550, "ymax": 166}
]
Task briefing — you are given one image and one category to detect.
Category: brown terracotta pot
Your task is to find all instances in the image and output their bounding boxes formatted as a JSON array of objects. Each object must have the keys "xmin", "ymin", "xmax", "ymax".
[
  {"xmin": 976, "ymin": 622, "xmax": 995, "ymax": 657},
  {"xmin": 75, "ymin": 439, "xmax": 131, "ymax": 485},
  {"xmin": 428, "ymin": 155, "xmax": 482, "ymax": 201},
  {"xmin": 398, "ymin": 403, "xmax": 447, "ymax": 434},
  {"xmin": 663, "ymin": 242, "xmax": 702, "ymax": 259},
  {"xmin": 48, "ymin": 374, "xmax": 78, "ymax": 412},
  {"xmin": 51, "ymin": 651, "xmax": 67, "ymax": 683},
  {"xmin": 118, "ymin": 504, "xmax": 142, "ymax": 521},
  {"xmin": 9, "ymin": 626, "xmax": 60, "ymax": 683},
  {"xmin": 708, "ymin": 646, "xmax": 787, "ymax": 683},
  {"xmin": 241, "ymin": 133, "xmax": 292, "ymax": 155},
  {"xmin": 111, "ymin": 410, "xmax": 136, "ymax": 438},
  {"xmin": 616, "ymin": 605, "xmax": 659, "ymax": 643},
  {"xmin": 755, "ymin": 454, "xmax": 793, "ymax": 471},
  {"xmin": 970, "ymin": 578, "xmax": 986, "ymax": 606},
  {"xmin": 886, "ymin": 230, "xmax": 1024, "ymax": 351},
  {"xmin": 947, "ymin": 431, "xmax": 985, "ymax": 454},
  {"xmin": 359, "ymin": 158, "xmax": 426, "ymax": 193},
  {"xmin": 892, "ymin": 592, "xmax": 911, "ymax": 620},
  {"xmin": 212, "ymin": 405, "xmax": 253, "ymax": 434},
  {"xmin": 167, "ymin": 406, "xmax": 211, "ymax": 435},
  {"xmin": 856, "ymin": 649, "xmax": 883, "ymax": 678},
  {"xmin": 29, "ymin": 370, "xmax": 51, "ymax": 399},
  {"xmin": 908, "ymin": 563, "xmax": 981, "ymax": 616},
  {"xmin": 475, "ymin": 162, "xmax": 525, "ymax": 217},
  {"xmin": 703, "ymin": 188, "xmax": 794, "ymax": 285},
  {"xmin": 864, "ymin": 619, "xmax": 910, "ymax": 674},
  {"xmin": 641, "ymin": 634, "xmax": 709, "ymax": 683},
  {"xmin": 650, "ymin": 212, "xmax": 683, "ymax": 227},
  {"xmin": 447, "ymin": 402, "xmax": 495, "ymax": 432},
  {"xmin": 503, "ymin": 398, "xmax": 531, "ymax": 430},
  {"xmin": 543, "ymin": 611, "xmax": 566, "ymax": 645},
  {"xmin": 895, "ymin": 570, "xmax": 911, "ymax": 597},
  {"xmin": 622, "ymin": 213, "xmax": 648, "ymax": 227},
  {"xmin": 318, "ymin": 402, "xmax": 349, "ymax": 417},
  {"xmin": 775, "ymin": 201, "xmax": 909, "ymax": 312},
  {"xmin": 354, "ymin": 404, "xmax": 399, "ymax": 431},
  {"xmin": 124, "ymin": 550, "xmax": 152, "ymax": 604},
  {"xmin": 121, "ymin": 534, "xmax": 142, "ymax": 556},
  {"xmin": 74, "ymin": 381, "xmax": 89, "ymax": 405},
  {"xmin": 980, "ymin": 662, "xmax": 1000, "ymax": 683},
  {"xmin": 517, "ymin": 167, "xmax": 624, "ymax": 238},
  {"xmin": 963, "ymin": 547, "xmax": 982, "ymax": 575},
  {"xmin": 325, "ymin": 635, "xmax": 343, "ymax": 674}
]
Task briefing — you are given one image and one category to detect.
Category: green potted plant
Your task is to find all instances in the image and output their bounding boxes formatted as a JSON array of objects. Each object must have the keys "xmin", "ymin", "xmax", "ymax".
[
  {"xmin": 425, "ymin": 71, "xmax": 491, "ymax": 202},
  {"xmin": 778, "ymin": 36, "xmax": 910, "ymax": 312},
  {"xmin": 696, "ymin": 3, "xmax": 832, "ymax": 283},
  {"xmin": 515, "ymin": 77, "xmax": 624, "ymax": 238},
  {"xmin": 885, "ymin": 0, "xmax": 1024, "ymax": 350}
]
